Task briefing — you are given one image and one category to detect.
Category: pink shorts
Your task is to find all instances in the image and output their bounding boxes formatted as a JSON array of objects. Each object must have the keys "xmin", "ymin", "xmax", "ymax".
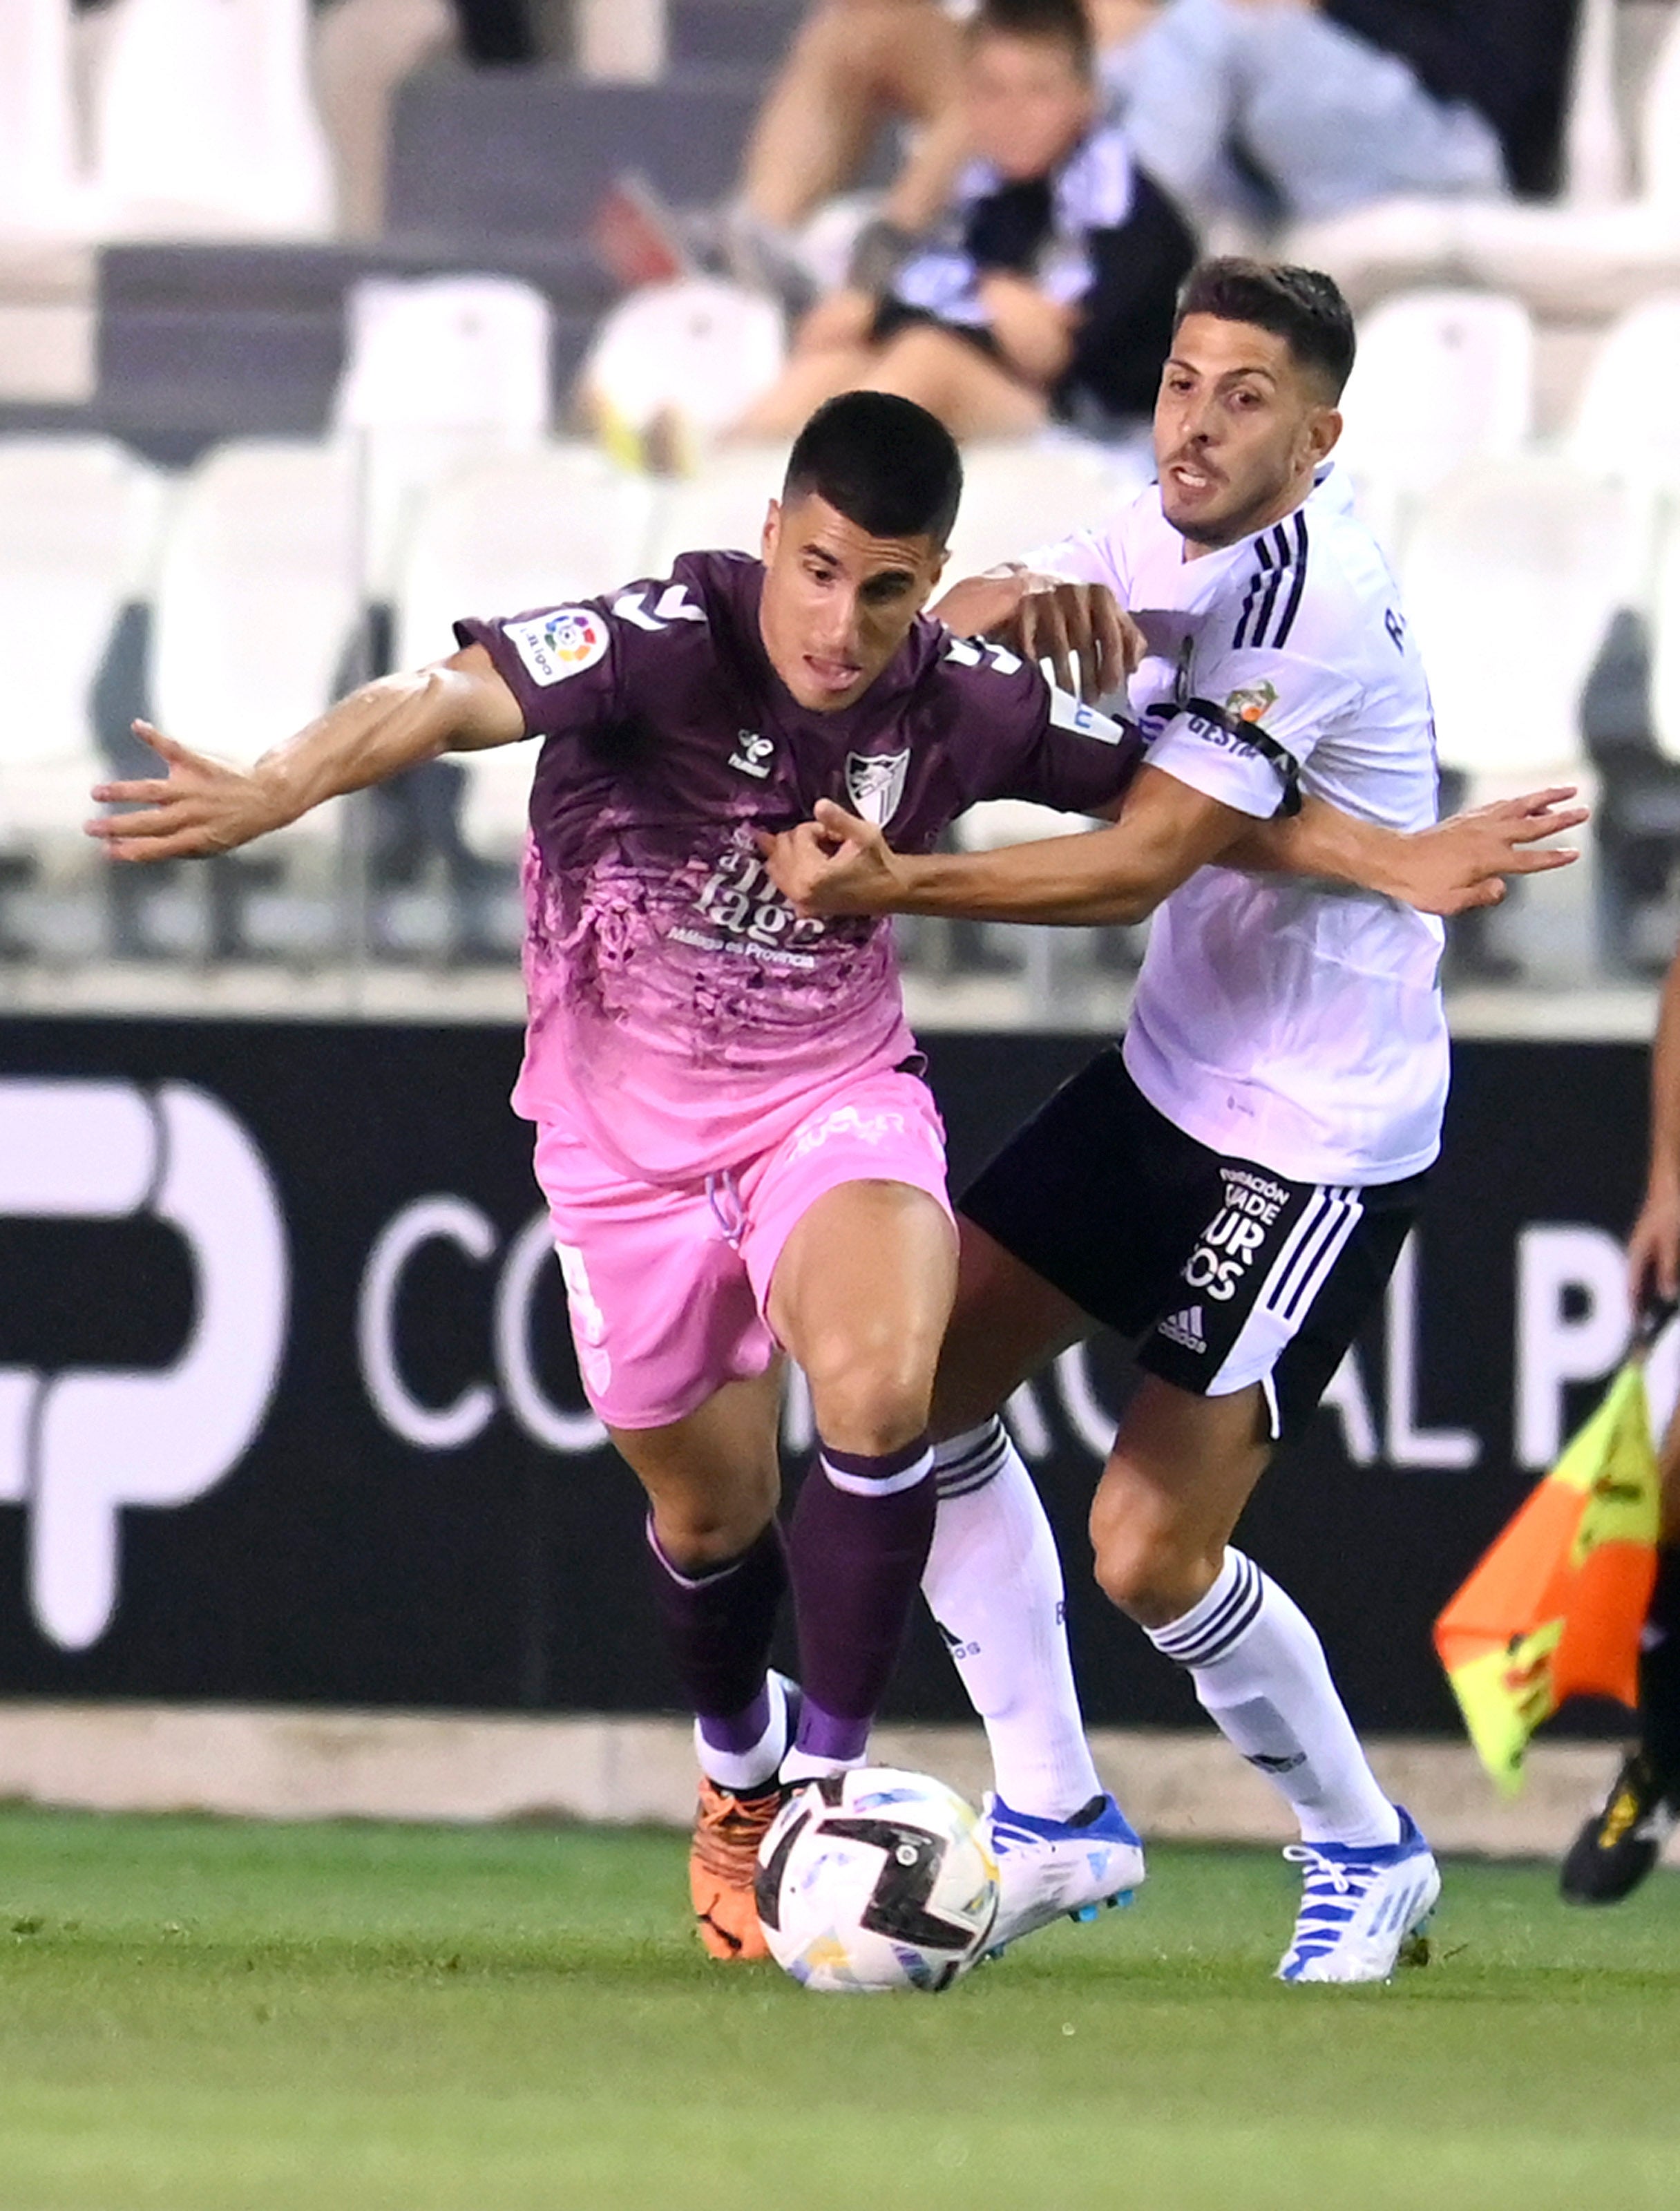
[{"xmin": 532, "ymin": 1070, "xmax": 953, "ymax": 1431}]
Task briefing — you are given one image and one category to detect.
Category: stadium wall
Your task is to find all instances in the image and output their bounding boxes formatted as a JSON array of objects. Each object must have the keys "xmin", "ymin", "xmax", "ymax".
[{"xmin": 0, "ymin": 1017, "xmax": 1663, "ymax": 1844}]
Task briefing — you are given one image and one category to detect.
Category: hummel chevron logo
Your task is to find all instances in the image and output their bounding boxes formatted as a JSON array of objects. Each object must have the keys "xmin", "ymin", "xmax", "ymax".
[
  {"xmin": 729, "ymin": 730, "xmax": 774, "ymax": 778},
  {"xmin": 1158, "ymin": 1306, "xmax": 1207, "ymax": 1354}
]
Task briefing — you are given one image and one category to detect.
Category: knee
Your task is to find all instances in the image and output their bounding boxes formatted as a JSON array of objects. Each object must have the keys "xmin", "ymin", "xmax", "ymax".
[
  {"xmin": 805, "ymin": 1338, "xmax": 934, "ymax": 1458},
  {"xmin": 1087, "ymin": 1497, "xmax": 1217, "ymax": 1629},
  {"xmin": 871, "ymin": 327, "xmax": 948, "ymax": 387},
  {"xmin": 650, "ymin": 1472, "xmax": 779, "ymax": 1572}
]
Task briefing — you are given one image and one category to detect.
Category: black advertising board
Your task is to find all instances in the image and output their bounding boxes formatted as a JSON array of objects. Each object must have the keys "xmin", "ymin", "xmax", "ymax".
[{"xmin": 0, "ymin": 1017, "xmax": 1654, "ymax": 1736}]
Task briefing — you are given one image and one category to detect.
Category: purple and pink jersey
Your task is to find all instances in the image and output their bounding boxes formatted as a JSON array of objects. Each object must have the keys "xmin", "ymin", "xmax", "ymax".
[{"xmin": 456, "ymin": 548, "xmax": 1137, "ymax": 1185}]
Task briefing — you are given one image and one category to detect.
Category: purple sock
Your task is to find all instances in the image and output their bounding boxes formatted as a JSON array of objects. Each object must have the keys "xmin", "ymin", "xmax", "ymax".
[
  {"xmin": 788, "ymin": 1435, "xmax": 935, "ymax": 1763},
  {"xmin": 645, "ymin": 1516, "xmax": 788, "ymax": 1729}
]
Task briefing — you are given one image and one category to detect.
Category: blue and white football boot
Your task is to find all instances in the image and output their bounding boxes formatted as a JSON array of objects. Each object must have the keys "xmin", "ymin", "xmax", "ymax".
[
  {"xmin": 1276, "ymin": 1807, "xmax": 1441, "ymax": 1983},
  {"xmin": 982, "ymin": 1792, "xmax": 1147, "ymax": 1954}
]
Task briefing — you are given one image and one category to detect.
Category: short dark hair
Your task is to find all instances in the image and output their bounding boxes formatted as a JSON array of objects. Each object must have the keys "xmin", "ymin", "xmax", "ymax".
[
  {"xmin": 783, "ymin": 392, "xmax": 964, "ymax": 548},
  {"xmin": 968, "ymin": 0, "xmax": 1094, "ymax": 79},
  {"xmin": 1174, "ymin": 258, "xmax": 1357, "ymax": 399}
]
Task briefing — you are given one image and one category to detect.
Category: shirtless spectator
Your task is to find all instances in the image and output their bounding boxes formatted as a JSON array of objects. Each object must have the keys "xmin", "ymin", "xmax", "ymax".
[{"xmin": 735, "ymin": 0, "xmax": 1194, "ymax": 441}]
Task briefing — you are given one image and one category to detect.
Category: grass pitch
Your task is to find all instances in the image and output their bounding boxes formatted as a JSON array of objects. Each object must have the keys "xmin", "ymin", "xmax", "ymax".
[{"xmin": 1, "ymin": 1810, "xmax": 1678, "ymax": 2210}]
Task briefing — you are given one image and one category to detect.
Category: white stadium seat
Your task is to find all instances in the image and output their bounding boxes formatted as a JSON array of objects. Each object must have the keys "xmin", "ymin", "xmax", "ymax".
[
  {"xmin": 942, "ymin": 438, "xmax": 1144, "ymax": 584},
  {"xmin": 580, "ymin": 278, "xmax": 787, "ymax": 450},
  {"xmin": 0, "ymin": 0, "xmax": 84, "ymax": 233},
  {"xmin": 92, "ymin": 0, "xmax": 336, "ymax": 238},
  {"xmin": 394, "ymin": 444, "xmax": 658, "ymax": 855},
  {"xmin": 1402, "ymin": 457, "xmax": 1630, "ymax": 779},
  {"xmin": 334, "ymin": 274, "xmax": 555, "ymax": 596},
  {"xmin": 0, "ymin": 437, "xmax": 165, "ymax": 846},
  {"xmin": 1566, "ymin": 294, "xmax": 1680, "ymax": 492},
  {"xmin": 151, "ymin": 438, "xmax": 361, "ymax": 771},
  {"xmin": 1641, "ymin": 3, "xmax": 1680, "ymax": 209},
  {"xmin": 1336, "ymin": 290, "xmax": 1534, "ymax": 556},
  {"xmin": 645, "ymin": 446, "xmax": 788, "ymax": 575}
]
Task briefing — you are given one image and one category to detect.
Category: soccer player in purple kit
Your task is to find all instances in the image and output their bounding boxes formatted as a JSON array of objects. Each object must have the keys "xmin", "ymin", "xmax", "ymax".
[{"xmin": 88, "ymin": 391, "xmax": 1569, "ymax": 1965}]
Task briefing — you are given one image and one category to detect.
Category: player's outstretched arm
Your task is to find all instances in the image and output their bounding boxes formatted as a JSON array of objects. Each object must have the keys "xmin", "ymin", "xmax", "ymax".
[
  {"xmin": 931, "ymin": 571, "xmax": 1144, "ymax": 705},
  {"xmin": 86, "ymin": 644, "xmax": 524, "ymax": 864},
  {"xmin": 1228, "ymin": 788, "xmax": 1587, "ymax": 917},
  {"xmin": 765, "ymin": 765, "xmax": 1245, "ymax": 927}
]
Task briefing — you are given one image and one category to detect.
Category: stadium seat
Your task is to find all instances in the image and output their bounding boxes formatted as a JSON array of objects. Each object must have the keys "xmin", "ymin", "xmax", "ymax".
[
  {"xmin": 645, "ymin": 446, "xmax": 789, "ymax": 574},
  {"xmin": 150, "ymin": 438, "xmax": 361, "ymax": 953},
  {"xmin": 1582, "ymin": 586, "xmax": 1680, "ymax": 976},
  {"xmin": 942, "ymin": 439, "xmax": 1145, "ymax": 585},
  {"xmin": 0, "ymin": 439, "xmax": 165, "ymax": 890},
  {"xmin": 1647, "ymin": 511, "xmax": 1680, "ymax": 769},
  {"xmin": 393, "ymin": 444, "xmax": 658, "ymax": 856},
  {"xmin": 91, "ymin": 0, "xmax": 336, "ymax": 238},
  {"xmin": 1559, "ymin": 0, "xmax": 1630, "ymax": 209},
  {"xmin": 1641, "ymin": 3, "xmax": 1680, "ymax": 209},
  {"xmin": 1335, "ymin": 291, "xmax": 1534, "ymax": 560},
  {"xmin": 335, "ymin": 274, "xmax": 555, "ymax": 596},
  {"xmin": 1402, "ymin": 457, "xmax": 1631, "ymax": 779},
  {"xmin": 0, "ymin": 0, "xmax": 84, "ymax": 233},
  {"xmin": 1566, "ymin": 295, "xmax": 1680, "ymax": 493},
  {"xmin": 580, "ymin": 280, "xmax": 788, "ymax": 457}
]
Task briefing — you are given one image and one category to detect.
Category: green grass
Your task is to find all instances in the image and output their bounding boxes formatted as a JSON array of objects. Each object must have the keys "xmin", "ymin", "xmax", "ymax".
[{"xmin": 1, "ymin": 1810, "xmax": 1678, "ymax": 2210}]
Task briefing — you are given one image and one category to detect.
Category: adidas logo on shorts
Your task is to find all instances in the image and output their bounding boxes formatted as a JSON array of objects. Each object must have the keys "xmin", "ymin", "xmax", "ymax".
[{"xmin": 1157, "ymin": 1305, "xmax": 1207, "ymax": 1354}]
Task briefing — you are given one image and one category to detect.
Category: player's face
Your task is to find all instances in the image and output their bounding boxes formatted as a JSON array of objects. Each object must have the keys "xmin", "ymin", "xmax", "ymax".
[
  {"xmin": 1154, "ymin": 314, "xmax": 1343, "ymax": 556},
  {"xmin": 759, "ymin": 493, "xmax": 946, "ymax": 712},
  {"xmin": 964, "ymin": 33, "xmax": 1096, "ymax": 180}
]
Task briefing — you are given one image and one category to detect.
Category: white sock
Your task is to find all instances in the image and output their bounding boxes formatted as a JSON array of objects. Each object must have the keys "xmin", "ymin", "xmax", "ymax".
[
  {"xmin": 1147, "ymin": 1549, "xmax": 1400, "ymax": 1848},
  {"xmin": 922, "ymin": 1420, "xmax": 1103, "ymax": 1819}
]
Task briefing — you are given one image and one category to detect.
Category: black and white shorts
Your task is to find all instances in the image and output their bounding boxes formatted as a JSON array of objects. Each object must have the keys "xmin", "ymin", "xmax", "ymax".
[{"xmin": 960, "ymin": 1045, "xmax": 1424, "ymax": 1443}]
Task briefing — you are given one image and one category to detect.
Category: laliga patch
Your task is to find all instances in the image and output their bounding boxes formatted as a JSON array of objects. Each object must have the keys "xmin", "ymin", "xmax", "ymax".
[
  {"xmin": 845, "ymin": 749, "xmax": 910, "ymax": 828},
  {"xmin": 502, "ymin": 607, "xmax": 609, "ymax": 686},
  {"xmin": 1224, "ymin": 679, "xmax": 1279, "ymax": 725}
]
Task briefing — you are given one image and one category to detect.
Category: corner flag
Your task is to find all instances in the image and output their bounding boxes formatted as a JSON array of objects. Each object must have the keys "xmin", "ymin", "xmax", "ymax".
[{"xmin": 1434, "ymin": 1344, "xmax": 1663, "ymax": 1796}]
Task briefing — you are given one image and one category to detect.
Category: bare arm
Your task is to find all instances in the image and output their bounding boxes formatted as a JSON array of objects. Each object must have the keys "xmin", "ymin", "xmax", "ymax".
[
  {"xmin": 1630, "ymin": 945, "xmax": 1680, "ymax": 1308},
  {"xmin": 977, "ymin": 274, "xmax": 1076, "ymax": 387},
  {"xmin": 930, "ymin": 571, "xmax": 1145, "ymax": 704},
  {"xmin": 1227, "ymin": 788, "xmax": 1587, "ymax": 918},
  {"xmin": 86, "ymin": 644, "xmax": 524, "ymax": 863},
  {"xmin": 765, "ymin": 765, "xmax": 1246, "ymax": 927}
]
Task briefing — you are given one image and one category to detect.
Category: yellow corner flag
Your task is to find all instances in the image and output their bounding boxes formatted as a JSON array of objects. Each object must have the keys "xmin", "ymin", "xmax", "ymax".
[{"xmin": 1434, "ymin": 1358, "xmax": 1661, "ymax": 1795}]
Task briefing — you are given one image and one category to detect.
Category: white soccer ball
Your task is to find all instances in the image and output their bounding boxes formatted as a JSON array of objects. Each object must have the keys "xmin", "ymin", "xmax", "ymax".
[{"xmin": 754, "ymin": 1767, "xmax": 1000, "ymax": 1993}]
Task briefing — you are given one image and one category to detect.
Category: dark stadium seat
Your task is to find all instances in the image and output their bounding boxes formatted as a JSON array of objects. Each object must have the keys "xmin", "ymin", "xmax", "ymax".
[
  {"xmin": 385, "ymin": 62, "xmax": 766, "ymax": 245},
  {"xmin": 1581, "ymin": 607, "xmax": 1680, "ymax": 977}
]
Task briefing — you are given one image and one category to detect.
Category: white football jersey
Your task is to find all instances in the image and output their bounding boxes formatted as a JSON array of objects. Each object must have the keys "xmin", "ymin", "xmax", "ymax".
[{"xmin": 1027, "ymin": 464, "xmax": 1447, "ymax": 1186}]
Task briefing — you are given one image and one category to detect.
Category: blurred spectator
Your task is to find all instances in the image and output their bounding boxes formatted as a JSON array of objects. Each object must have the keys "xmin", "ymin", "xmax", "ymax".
[
  {"xmin": 723, "ymin": 1, "xmax": 1156, "ymax": 302},
  {"xmin": 734, "ymin": 0, "xmax": 1194, "ymax": 440},
  {"xmin": 1109, "ymin": 0, "xmax": 1582, "ymax": 228}
]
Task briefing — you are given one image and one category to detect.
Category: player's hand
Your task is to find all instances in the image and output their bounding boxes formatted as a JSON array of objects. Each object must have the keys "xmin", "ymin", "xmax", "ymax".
[
  {"xmin": 1004, "ymin": 581, "xmax": 1145, "ymax": 706},
  {"xmin": 760, "ymin": 799, "xmax": 906, "ymax": 917},
  {"xmin": 1628, "ymin": 1180, "xmax": 1680, "ymax": 1313},
  {"xmin": 85, "ymin": 721, "xmax": 289, "ymax": 862},
  {"xmin": 1391, "ymin": 787, "xmax": 1587, "ymax": 915}
]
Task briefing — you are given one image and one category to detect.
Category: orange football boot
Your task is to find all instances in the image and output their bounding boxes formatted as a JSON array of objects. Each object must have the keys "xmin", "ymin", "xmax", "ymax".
[{"xmin": 689, "ymin": 1776, "xmax": 781, "ymax": 1960}]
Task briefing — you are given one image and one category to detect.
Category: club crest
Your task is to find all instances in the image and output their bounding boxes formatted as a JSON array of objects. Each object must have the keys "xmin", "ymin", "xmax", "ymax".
[{"xmin": 844, "ymin": 750, "xmax": 910, "ymax": 828}]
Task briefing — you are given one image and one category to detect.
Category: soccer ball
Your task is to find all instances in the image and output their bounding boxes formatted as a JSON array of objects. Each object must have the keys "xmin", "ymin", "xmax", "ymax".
[{"xmin": 754, "ymin": 1767, "xmax": 1000, "ymax": 1993}]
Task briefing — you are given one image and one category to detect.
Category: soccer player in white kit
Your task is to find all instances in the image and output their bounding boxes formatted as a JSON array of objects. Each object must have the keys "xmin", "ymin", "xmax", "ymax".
[{"xmin": 770, "ymin": 260, "xmax": 1584, "ymax": 1980}]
